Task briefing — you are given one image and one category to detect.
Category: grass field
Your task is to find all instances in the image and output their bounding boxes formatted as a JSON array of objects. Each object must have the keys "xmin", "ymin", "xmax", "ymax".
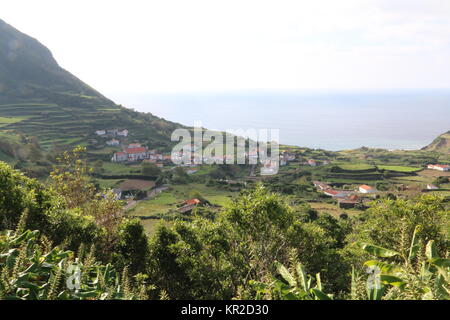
[
  {"xmin": 338, "ymin": 163, "xmax": 376, "ymax": 171},
  {"xmin": 126, "ymin": 183, "xmax": 235, "ymax": 233},
  {"xmin": 308, "ymin": 202, "xmax": 362, "ymax": 218},
  {"xmin": 128, "ymin": 192, "xmax": 179, "ymax": 217},
  {"xmin": 377, "ymin": 165, "xmax": 422, "ymax": 172}
]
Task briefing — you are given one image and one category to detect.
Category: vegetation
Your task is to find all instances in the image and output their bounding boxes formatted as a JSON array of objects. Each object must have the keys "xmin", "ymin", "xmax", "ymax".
[{"xmin": 0, "ymin": 146, "xmax": 449, "ymax": 300}]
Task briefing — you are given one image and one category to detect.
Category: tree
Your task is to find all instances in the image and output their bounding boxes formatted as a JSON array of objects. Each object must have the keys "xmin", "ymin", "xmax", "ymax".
[{"xmin": 114, "ymin": 219, "xmax": 149, "ymax": 275}]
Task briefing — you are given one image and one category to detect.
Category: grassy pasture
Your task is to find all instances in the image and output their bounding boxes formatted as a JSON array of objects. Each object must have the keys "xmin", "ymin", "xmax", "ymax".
[
  {"xmin": 377, "ymin": 165, "xmax": 422, "ymax": 172},
  {"xmin": 337, "ymin": 163, "xmax": 376, "ymax": 171}
]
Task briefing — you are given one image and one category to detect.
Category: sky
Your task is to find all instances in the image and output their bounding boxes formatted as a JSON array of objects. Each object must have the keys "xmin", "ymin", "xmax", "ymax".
[{"xmin": 1, "ymin": 0, "xmax": 450, "ymax": 95}]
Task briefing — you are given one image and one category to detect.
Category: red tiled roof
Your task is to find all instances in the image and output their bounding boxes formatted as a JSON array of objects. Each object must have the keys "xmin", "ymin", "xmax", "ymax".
[
  {"xmin": 324, "ymin": 189, "xmax": 340, "ymax": 196},
  {"xmin": 183, "ymin": 198, "xmax": 200, "ymax": 206},
  {"xmin": 115, "ymin": 152, "xmax": 127, "ymax": 156},
  {"xmin": 126, "ymin": 147, "xmax": 146, "ymax": 154},
  {"xmin": 359, "ymin": 184, "xmax": 372, "ymax": 190}
]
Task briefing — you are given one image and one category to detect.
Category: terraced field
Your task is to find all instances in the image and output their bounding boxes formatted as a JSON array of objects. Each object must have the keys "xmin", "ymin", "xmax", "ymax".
[
  {"xmin": 377, "ymin": 165, "xmax": 422, "ymax": 172},
  {"xmin": 0, "ymin": 100, "xmax": 124, "ymax": 149}
]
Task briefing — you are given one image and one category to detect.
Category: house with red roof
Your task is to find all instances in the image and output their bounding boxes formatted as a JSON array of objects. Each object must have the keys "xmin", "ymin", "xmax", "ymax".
[
  {"xmin": 427, "ymin": 164, "xmax": 450, "ymax": 172},
  {"xmin": 323, "ymin": 189, "xmax": 349, "ymax": 198},
  {"xmin": 111, "ymin": 151, "xmax": 127, "ymax": 162},
  {"xmin": 359, "ymin": 184, "xmax": 375, "ymax": 194},
  {"xmin": 127, "ymin": 147, "xmax": 147, "ymax": 162}
]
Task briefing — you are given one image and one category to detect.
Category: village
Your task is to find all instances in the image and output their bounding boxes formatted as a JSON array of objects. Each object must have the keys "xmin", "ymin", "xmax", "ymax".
[{"xmin": 90, "ymin": 129, "xmax": 450, "ymax": 233}]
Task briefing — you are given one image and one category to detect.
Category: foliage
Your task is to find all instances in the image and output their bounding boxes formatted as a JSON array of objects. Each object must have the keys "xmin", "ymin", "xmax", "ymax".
[
  {"xmin": 0, "ymin": 226, "xmax": 147, "ymax": 300},
  {"xmin": 249, "ymin": 258, "xmax": 332, "ymax": 300},
  {"xmin": 357, "ymin": 227, "xmax": 450, "ymax": 300}
]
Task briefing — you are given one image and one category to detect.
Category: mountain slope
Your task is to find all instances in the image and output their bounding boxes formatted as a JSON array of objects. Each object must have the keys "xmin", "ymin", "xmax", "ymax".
[
  {"xmin": 422, "ymin": 131, "xmax": 450, "ymax": 154},
  {"xmin": 0, "ymin": 18, "xmax": 181, "ymax": 151},
  {"xmin": 0, "ymin": 18, "xmax": 107, "ymax": 103}
]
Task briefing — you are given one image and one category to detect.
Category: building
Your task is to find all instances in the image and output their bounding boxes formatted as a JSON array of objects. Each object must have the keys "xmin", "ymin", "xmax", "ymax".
[
  {"xmin": 95, "ymin": 130, "xmax": 106, "ymax": 136},
  {"xmin": 106, "ymin": 139, "xmax": 120, "ymax": 146},
  {"xmin": 111, "ymin": 151, "xmax": 128, "ymax": 162},
  {"xmin": 427, "ymin": 184, "xmax": 439, "ymax": 190},
  {"xmin": 117, "ymin": 129, "xmax": 129, "ymax": 137},
  {"xmin": 178, "ymin": 198, "xmax": 201, "ymax": 213},
  {"xmin": 128, "ymin": 143, "xmax": 142, "ymax": 148},
  {"xmin": 313, "ymin": 181, "xmax": 331, "ymax": 191},
  {"xmin": 323, "ymin": 189, "xmax": 349, "ymax": 198},
  {"xmin": 338, "ymin": 199, "xmax": 357, "ymax": 209},
  {"xmin": 427, "ymin": 164, "xmax": 450, "ymax": 172},
  {"xmin": 183, "ymin": 198, "xmax": 201, "ymax": 206},
  {"xmin": 307, "ymin": 159, "xmax": 317, "ymax": 166},
  {"xmin": 127, "ymin": 147, "xmax": 147, "ymax": 162},
  {"xmin": 359, "ymin": 184, "xmax": 375, "ymax": 194}
]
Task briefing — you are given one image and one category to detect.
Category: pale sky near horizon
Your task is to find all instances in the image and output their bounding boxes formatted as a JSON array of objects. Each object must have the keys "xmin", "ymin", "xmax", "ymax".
[{"xmin": 1, "ymin": 0, "xmax": 450, "ymax": 95}]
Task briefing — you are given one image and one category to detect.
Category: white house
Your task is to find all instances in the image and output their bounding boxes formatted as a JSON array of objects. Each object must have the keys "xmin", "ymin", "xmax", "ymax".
[
  {"xmin": 126, "ymin": 147, "xmax": 147, "ymax": 162},
  {"xmin": 117, "ymin": 129, "xmax": 129, "ymax": 137},
  {"xmin": 359, "ymin": 184, "xmax": 376, "ymax": 193},
  {"xmin": 95, "ymin": 130, "xmax": 106, "ymax": 136},
  {"xmin": 428, "ymin": 164, "xmax": 450, "ymax": 172},
  {"xmin": 106, "ymin": 139, "xmax": 120, "ymax": 146},
  {"xmin": 128, "ymin": 143, "xmax": 142, "ymax": 148},
  {"xmin": 427, "ymin": 184, "xmax": 439, "ymax": 190},
  {"xmin": 111, "ymin": 151, "xmax": 128, "ymax": 162}
]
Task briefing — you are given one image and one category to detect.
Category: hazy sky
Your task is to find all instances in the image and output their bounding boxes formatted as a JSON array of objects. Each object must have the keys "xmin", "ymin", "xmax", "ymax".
[{"xmin": 2, "ymin": 0, "xmax": 450, "ymax": 94}]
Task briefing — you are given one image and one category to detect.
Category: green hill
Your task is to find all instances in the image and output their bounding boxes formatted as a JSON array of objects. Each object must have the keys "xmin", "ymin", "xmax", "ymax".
[
  {"xmin": 422, "ymin": 131, "xmax": 450, "ymax": 154},
  {"xmin": 0, "ymin": 18, "xmax": 182, "ymax": 152}
]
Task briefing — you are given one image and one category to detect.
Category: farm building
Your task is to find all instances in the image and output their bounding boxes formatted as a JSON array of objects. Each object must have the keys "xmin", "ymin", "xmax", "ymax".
[
  {"xmin": 178, "ymin": 198, "xmax": 201, "ymax": 214},
  {"xmin": 323, "ymin": 189, "xmax": 349, "ymax": 198},
  {"xmin": 313, "ymin": 181, "xmax": 331, "ymax": 191},
  {"xmin": 427, "ymin": 164, "xmax": 450, "ymax": 172},
  {"xmin": 427, "ymin": 184, "xmax": 439, "ymax": 190},
  {"xmin": 338, "ymin": 199, "xmax": 357, "ymax": 209},
  {"xmin": 183, "ymin": 198, "xmax": 201, "ymax": 206},
  {"xmin": 117, "ymin": 129, "xmax": 129, "ymax": 137},
  {"xmin": 95, "ymin": 130, "xmax": 106, "ymax": 136},
  {"xmin": 359, "ymin": 184, "xmax": 375, "ymax": 193}
]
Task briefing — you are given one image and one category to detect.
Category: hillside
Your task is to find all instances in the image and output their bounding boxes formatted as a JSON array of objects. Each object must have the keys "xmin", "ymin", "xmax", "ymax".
[
  {"xmin": 0, "ymin": 18, "xmax": 181, "ymax": 152},
  {"xmin": 422, "ymin": 131, "xmax": 450, "ymax": 154}
]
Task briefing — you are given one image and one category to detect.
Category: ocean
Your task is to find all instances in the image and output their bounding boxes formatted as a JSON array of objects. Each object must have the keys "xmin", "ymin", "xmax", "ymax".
[{"xmin": 110, "ymin": 90, "xmax": 450, "ymax": 151}]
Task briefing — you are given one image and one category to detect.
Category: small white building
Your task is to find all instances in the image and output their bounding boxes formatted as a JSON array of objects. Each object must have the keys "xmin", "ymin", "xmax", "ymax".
[
  {"xmin": 128, "ymin": 143, "xmax": 142, "ymax": 148},
  {"xmin": 117, "ymin": 129, "xmax": 129, "ymax": 137},
  {"xmin": 95, "ymin": 130, "xmax": 106, "ymax": 136},
  {"xmin": 427, "ymin": 184, "xmax": 439, "ymax": 190},
  {"xmin": 106, "ymin": 139, "xmax": 120, "ymax": 146},
  {"xmin": 428, "ymin": 164, "xmax": 450, "ymax": 172},
  {"xmin": 127, "ymin": 147, "xmax": 147, "ymax": 162},
  {"xmin": 112, "ymin": 151, "xmax": 128, "ymax": 162},
  {"xmin": 359, "ymin": 184, "xmax": 375, "ymax": 194}
]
